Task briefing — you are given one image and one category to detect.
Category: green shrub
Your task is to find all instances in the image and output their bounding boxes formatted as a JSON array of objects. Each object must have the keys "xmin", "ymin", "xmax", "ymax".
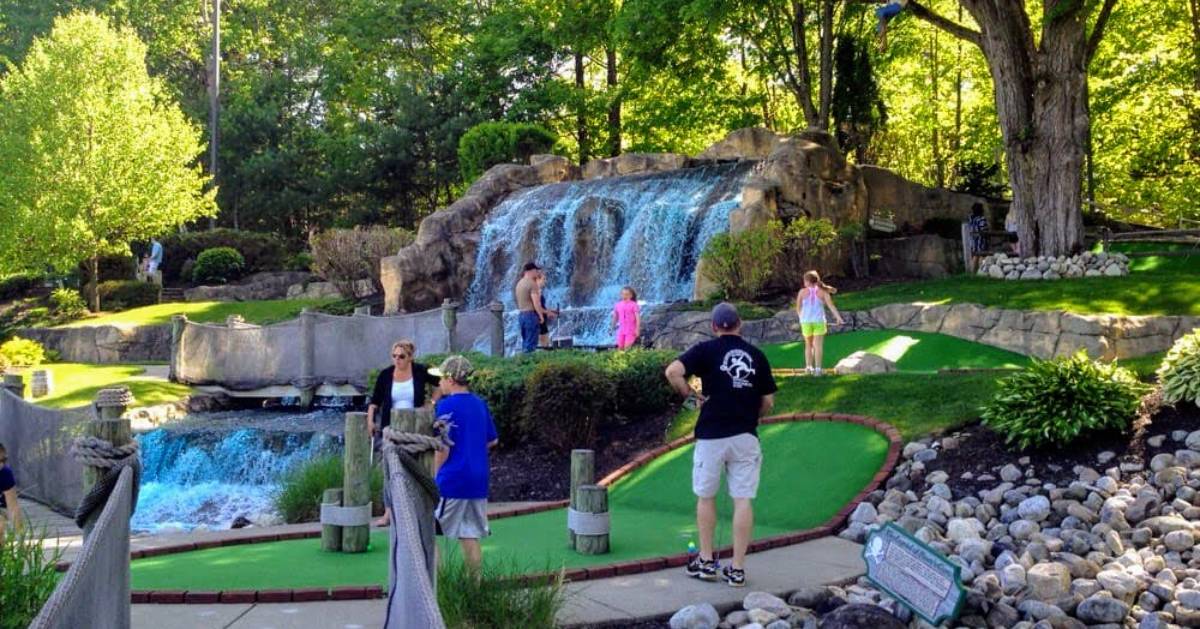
[
  {"xmin": 0, "ymin": 274, "xmax": 42, "ymax": 302},
  {"xmin": 49, "ymin": 288, "xmax": 89, "ymax": 319},
  {"xmin": 315, "ymin": 299, "xmax": 359, "ymax": 317},
  {"xmin": 678, "ymin": 299, "xmax": 777, "ymax": 321},
  {"xmin": 192, "ymin": 247, "xmax": 245, "ymax": 285},
  {"xmin": 77, "ymin": 254, "xmax": 137, "ymax": 286},
  {"xmin": 274, "ymin": 453, "xmax": 384, "ymax": 523},
  {"xmin": 0, "ymin": 352, "xmax": 9, "ymax": 375},
  {"xmin": 0, "ymin": 338, "xmax": 46, "ymax": 367},
  {"xmin": 437, "ymin": 555, "xmax": 564, "ymax": 629},
  {"xmin": 0, "ymin": 525, "xmax": 64, "ymax": 629},
  {"xmin": 286, "ymin": 251, "xmax": 314, "ymax": 272},
  {"xmin": 310, "ymin": 227, "xmax": 413, "ymax": 298},
  {"xmin": 700, "ymin": 225, "xmax": 783, "ymax": 301},
  {"xmin": 1159, "ymin": 329, "xmax": 1200, "ymax": 408},
  {"xmin": 597, "ymin": 350, "xmax": 677, "ymax": 421},
  {"xmin": 96, "ymin": 280, "xmax": 159, "ymax": 311},
  {"xmin": 469, "ymin": 361, "xmax": 533, "ymax": 443},
  {"xmin": 982, "ymin": 352, "xmax": 1150, "ymax": 450},
  {"xmin": 458, "ymin": 122, "xmax": 558, "ymax": 183},
  {"xmin": 160, "ymin": 229, "xmax": 287, "ymax": 284},
  {"xmin": 522, "ymin": 361, "xmax": 614, "ymax": 452}
]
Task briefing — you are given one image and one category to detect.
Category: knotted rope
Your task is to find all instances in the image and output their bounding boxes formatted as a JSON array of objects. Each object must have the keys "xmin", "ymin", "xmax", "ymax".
[
  {"xmin": 71, "ymin": 436, "xmax": 141, "ymax": 528},
  {"xmin": 381, "ymin": 419, "xmax": 453, "ymax": 504},
  {"xmin": 93, "ymin": 387, "xmax": 135, "ymax": 409}
]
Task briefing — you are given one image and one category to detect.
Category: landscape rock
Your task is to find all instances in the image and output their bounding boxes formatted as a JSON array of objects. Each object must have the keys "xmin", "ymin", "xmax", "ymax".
[
  {"xmin": 816, "ymin": 604, "xmax": 905, "ymax": 629},
  {"xmin": 671, "ymin": 603, "xmax": 721, "ymax": 629},
  {"xmin": 833, "ymin": 351, "xmax": 897, "ymax": 374},
  {"xmin": 743, "ymin": 592, "xmax": 791, "ymax": 617},
  {"xmin": 1076, "ymin": 593, "xmax": 1131, "ymax": 624}
]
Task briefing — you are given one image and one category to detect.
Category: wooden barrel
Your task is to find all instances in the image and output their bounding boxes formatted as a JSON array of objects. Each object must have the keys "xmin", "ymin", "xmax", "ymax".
[{"xmin": 30, "ymin": 369, "xmax": 51, "ymax": 398}]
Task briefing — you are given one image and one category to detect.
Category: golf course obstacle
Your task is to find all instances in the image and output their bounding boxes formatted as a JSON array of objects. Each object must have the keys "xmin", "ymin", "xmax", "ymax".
[
  {"xmin": 568, "ymin": 449, "xmax": 610, "ymax": 555},
  {"xmin": 30, "ymin": 368, "xmax": 52, "ymax": 398},
  {"xmin": 320, "ymin": 411, "xmax": 372, "ymax": 553}
]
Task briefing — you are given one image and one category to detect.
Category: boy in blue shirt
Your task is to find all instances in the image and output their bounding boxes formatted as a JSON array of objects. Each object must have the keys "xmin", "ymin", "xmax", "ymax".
[{"xmin": 428, "ymin": 355, "xmax": 498, "ymax": 571}]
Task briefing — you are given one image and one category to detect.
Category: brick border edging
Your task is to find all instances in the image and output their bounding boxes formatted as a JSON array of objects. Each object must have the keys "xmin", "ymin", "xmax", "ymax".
[{"xmin": 121, "ymin": 412, "xmax": 901, "ymax": 603}]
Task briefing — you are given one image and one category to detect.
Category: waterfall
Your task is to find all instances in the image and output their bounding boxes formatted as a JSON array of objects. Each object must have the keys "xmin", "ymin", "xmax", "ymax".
[
  {"xmin": 132, "ymin": 410, "xmax": 343, "ymax": 533},
  {"xmin": 466, "ymin": 162, "xmax": 755, "ymax": 345}
]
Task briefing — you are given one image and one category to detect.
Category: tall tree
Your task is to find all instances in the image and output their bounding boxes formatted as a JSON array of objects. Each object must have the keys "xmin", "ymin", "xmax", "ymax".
[
  {"xmin": 0, "ymin": 12, "xmax": 215, "ymax": 309},
  {"xmin": 907, "ymin": 0, "xmax": 1119, "ymax": 255}
]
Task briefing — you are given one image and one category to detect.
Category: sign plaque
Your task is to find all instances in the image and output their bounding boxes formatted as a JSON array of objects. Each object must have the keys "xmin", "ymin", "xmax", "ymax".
[{"xmin": 862, "ymin": 523, "xmax": 965, "ymax": 625}]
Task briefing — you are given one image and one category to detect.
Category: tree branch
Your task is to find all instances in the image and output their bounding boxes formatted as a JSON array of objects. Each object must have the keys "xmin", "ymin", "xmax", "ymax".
[
  {"xmin": 906, "ymin": 0, "xmax": 983, "ymax": 48},
  {"xmin": 1085, "ymin": 0, "xmax": 1118, "ymax": 65}
]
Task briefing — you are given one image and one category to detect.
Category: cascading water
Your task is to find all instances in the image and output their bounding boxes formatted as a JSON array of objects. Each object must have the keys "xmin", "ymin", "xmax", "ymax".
[
  {"xmin": 132, "ymin": 409, "xmax": 344, "ymax": 534},
  {"xmin": 466, "ymin": 162, "xmax": 756, "ymax": 346}
]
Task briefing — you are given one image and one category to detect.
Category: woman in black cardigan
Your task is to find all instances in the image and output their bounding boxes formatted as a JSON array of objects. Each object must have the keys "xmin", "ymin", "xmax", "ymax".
[{"xmin": 367, "ymin": 339, "xmax": 434, "ymax": 527}]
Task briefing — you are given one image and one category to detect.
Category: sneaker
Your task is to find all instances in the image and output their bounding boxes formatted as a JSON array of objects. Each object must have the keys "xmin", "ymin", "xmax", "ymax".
[
  {"xmin": 722, "ymin": 565, "xmax": 746, "ymax": 587},
  {"xmin": 685, "ymin": 556, "xmax": 718, "ymax": 581}
]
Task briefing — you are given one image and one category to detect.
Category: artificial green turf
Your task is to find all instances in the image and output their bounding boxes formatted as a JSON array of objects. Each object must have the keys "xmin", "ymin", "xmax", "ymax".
[
  {"xmin": 23, "ymin": 363, "xmax": 191, "ymax": 409},
  {"xmin": 762, "ymin": 330, "xmax": 1030, "ymax": 372},
  {"xmin": 129, "ymin": 421, "xmax": 887, "ymax": 589},
  {"xmin": 55, "ymin": 298, "xmax": 335, "ymax": 328}
]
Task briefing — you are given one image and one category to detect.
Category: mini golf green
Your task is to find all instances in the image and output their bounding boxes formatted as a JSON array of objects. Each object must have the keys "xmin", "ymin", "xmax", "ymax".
[
  {"xmin": 762, "ymin": 329, "xmax": 1030, "ymax": 372},
  {"xmin": 130, "ymin": 420, "xmax": 888, "ymax": 590}
]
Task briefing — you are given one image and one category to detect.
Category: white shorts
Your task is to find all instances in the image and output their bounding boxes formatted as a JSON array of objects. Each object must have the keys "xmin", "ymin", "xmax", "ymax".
[
  {"xmin": 692, "ymin": 433, "xmax": 763, "ymax": 499},
  {"xmin": 435, "ymin": 498, "xmax": 490, "ymax": 540}
]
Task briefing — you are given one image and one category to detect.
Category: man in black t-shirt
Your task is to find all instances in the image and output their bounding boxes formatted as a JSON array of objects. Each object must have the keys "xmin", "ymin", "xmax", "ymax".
[{"xmin": 664, "ymin": 303, "xmax": 776, "ymax": 588}]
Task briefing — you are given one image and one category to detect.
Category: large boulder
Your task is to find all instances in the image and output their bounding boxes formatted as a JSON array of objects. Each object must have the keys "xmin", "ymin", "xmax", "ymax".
[
  {"xmin": 184, "ymin": 271, "xmax": 314, "ymax": 302},
  {"xmin": 699, "ymin": 127, "xmax": 784, "ymax": 160},
  {"xmin": 834, "ymin": 351, "xmax": 897, "ymax": 374},
  {"xmin": 583, "ymin": 152, "xmax": 688, "ymax": 179}
]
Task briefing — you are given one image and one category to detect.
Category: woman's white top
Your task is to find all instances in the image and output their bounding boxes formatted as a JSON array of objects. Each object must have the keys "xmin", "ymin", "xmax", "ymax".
[{"xmin": 391, "ymin": 379, "xmax": 415, "ymax": 409}]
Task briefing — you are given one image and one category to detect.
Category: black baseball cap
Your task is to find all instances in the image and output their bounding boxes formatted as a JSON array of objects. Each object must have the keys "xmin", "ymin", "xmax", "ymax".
[
  {"xmin": 712, "ymin": 302, "xmax": 741, "ymax": 330},
  {"xmin": 522, "ymin": 262, "xmax": 541, "ymax": 272}
]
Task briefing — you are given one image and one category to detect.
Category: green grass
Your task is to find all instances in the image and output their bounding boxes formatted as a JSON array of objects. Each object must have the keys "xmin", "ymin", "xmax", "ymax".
[
  {"xmin": 55, "ymin": 299, "xmax": 335, "ymax": 328},
  {"xmin": 1096, "ymin": 241, "xmax": 1200, "ymax": 275},
  {"xmin": 669, "ymin": 372, "xmax": 1004, "ymax": 441},
  {"xmin": 21, "ymin": 363, "xmax": 190, "ymax": 409},
  {"xmin": 130, "ymin": 421, "xmax": 887, "ymax": 589},
  {"xmin": 762, "ymin": 330, "xmax": 1030, "ymax": 372}
]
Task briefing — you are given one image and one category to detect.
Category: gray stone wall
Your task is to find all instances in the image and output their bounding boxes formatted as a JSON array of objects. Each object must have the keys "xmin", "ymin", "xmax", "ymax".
[
  {"xmin": 18, "ymin": 324, "xmax": 172, "ymax": 364},
  {"xmin": 869, "ymin": 235, "xmax": 964, "ymax": 279},
  {"xmin": 644, "ymin": 302, "xmax": 1199, "ymax": 361}
]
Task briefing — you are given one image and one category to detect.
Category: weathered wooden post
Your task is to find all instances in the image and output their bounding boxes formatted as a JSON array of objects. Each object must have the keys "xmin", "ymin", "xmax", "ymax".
[
  {"xmin": 342, "ymin": 411, "xmax": 370, "ymax": 552},
  {"xmin": 2, "ymin": 373, "xmax": 25, "ymax": 399},
  {"xmin": 960, "ymin": 222, "xmax": 974, "ymax": 274},
  {"xmin": 85, "ymin": 388, "xmax": 133, "ymax": 504},
  {"xmin": 30, "ymin": 369, "xmax": 51, "ymax": 398},
  {"xmin": 321, "ymin": 488, "xmax": 343, "ymax": 552},
  {"xmin": 488, "ymin": 301, "xmax": 505, "ymax": 357},
  {"xmin": 573, "ymin": 485, "xmax": 610, "ymax": 555},
  {"xmin": 393, "ymin": 408, "xmax": 436, "ymax": 476},
  {"xmin": 569, "ymin": 449, "xmax": 594, "ymax": 548},
  {"xmin": 169, "ymin": 314, "xmax": 187, "ymax": 382},
  {"xmin": 442, "ymin": 299, "xmax": 459, "ymax": 353}
]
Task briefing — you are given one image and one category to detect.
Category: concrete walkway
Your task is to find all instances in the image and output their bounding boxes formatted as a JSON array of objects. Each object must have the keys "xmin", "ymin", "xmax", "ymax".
[{"xmin": 130, "ymin": 537, "xmax": 865, "ymax": 628}]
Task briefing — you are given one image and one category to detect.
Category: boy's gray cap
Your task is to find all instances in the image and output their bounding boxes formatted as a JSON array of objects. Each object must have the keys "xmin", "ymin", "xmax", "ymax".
[
  {"xmin": 430, "ymin": 355, "xmax": 474, "ymax": 381},
  {"xmin": 712, "ymin": 302, "xmax": 741, "ymax": 330}
]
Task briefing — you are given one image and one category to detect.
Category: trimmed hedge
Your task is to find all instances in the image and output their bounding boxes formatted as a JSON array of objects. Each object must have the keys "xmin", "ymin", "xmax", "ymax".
[
  {"xmin": 160, "ymin": 229, "xmax": 287, "ymax": 285},
  {"xmin": 458, "ymin": 122, "xmax": 558, "ymax": 183},
  {"xmin": 96, "ymin": 280, "xmax": 160, "ymax": 311},
  {"xmin": 192, "ymin": 247, "xmax": 246, "ymax": 285}
]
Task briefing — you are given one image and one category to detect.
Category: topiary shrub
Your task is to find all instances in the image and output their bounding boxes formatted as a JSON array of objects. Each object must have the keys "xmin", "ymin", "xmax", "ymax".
[
  {"xmin": 700, "ymin": 225, "xmax": 783, "ymax": 301},
  {"xmin": 0, "ymin": 338, "xmax": 46, "ymax": 367},
  {"xmin": 310, "ymin": 227, "xmax": 413, "ymax": 299},
  {"xmin": 49, "ymin": 288, "xmax": 88, "ymax": 319},
  {"xmin": 1159, "ymin": 329, "xmax": 1200, "ymax": 408},
  {"xmin": 160, "ymin": 229, "xmax": 287, "ymax": 284},
  {"xmin": 521, "ymin": 361, "xmax": 614, "ymax": 452},
  {"xmin": 982, "ymin": 351, "xmax": 1150, "ymax": 450},
  {"xmin": 192, "ymin": 247, "xmax": 245, "ymax": 285},
  {"xmin": 458, "ymin": 122, "xmax": 558, "ymax": 183},
  {"xmin": 96, "ymin": 280, "xmax": 159, "ymax": 311}
]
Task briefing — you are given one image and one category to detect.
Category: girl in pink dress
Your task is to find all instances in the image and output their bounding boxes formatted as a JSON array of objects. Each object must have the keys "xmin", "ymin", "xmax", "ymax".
[{"xmin": 611, "ymin": 286, "xmax": 641, "ymax": 350}]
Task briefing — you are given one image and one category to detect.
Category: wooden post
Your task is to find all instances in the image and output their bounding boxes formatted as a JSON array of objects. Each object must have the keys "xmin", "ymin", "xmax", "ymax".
[
  {"xmin": 569, "ymin": 449, "xmax": 594, "ymax": 548},
  {"xmin": 2, "ymin": 373, "xmax": 24, "ymax": 399},
  {"xmin": 84, "ymin": 389, "xmax": 133, "ymax": 505},
  {"xmin": 393, "ymin": 408, "xmax": 436, "ymax": 477},
  {"xmin": 489, "ymin": 301, "xmax": 505, "ymax": 357},
  {"xmin": 169, "ymin": 314, "xmax": 187, "ymax": 382},
  {"xmin": 30, "ymin": 369, "xmax": 51, "ymax": 398},
  {"xmin": 960, "ymin": 222, "xmax": 974, "ymax": 274},
  {"xmin": 321, "ymin": 488, "xmax": 343, "ymax": 552},
  {"xmin": 442, "ymin": 299, "xmax": 458, "ymax": 353},
  {"xmin": 342, "ymin": 411, "xmax": 370, "ymax": 552},
  {"xmin": 574, "ymin": 484, "xmax": 609, "ymax": 555}
]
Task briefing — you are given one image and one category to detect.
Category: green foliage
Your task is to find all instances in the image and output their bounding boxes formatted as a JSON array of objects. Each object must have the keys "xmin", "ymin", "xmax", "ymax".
[
  {"xmin": 0, "ymin": 525, "xmax": 64, "ymax": 629},
  {"xmin": 0, "ymin": 274, "xmax": 40, "ymax": 302},
  {"xmin": 0, "ymin": 13, "xmax": 215, "ymax": 280},
  {"xmin": 832, "ymin": 35, "xmax": 887, "ymax": 162},
  {"xmin": 772, "ymin": 216, "xmax": 839, "ymax": 287},
  {"xmin": 437, "ymin": 555, "xmax": 564, "ymax": 629},
  {"xmin": 0, "ymin": 337, "xmax": 45, "ymax": 367},
  {"xmin": 952, "ymin": 160, "xmax": 1008, "ymax": 199},
  {"xmin": 595, "ymin": 350, "xmax": 676, "ymax": 421},
  {"xmin": 982, "ymin": 352, "xmax": 1150, "ymax": 450},
  {"xmin": 95, "ymin": 280, "xmax": 159, "ymax": 312},
  {"xmin": 1159, "ymin": 330, "xmax": 1200, "ymax": 408},
  {"xmin": 274, "ymin": 454, "xmax": 383, "ymax": 524},
  {"xmin": 192, "ymin": 248, "xmax": 246, "ymax": 286},
  {"xmin": 314, "ymin": 299, "xmax": 360, "ymax": 317},
  {"xmin": 700, "ymin": 225, "xmax": 783, "ymax": 301},
  {"xmin": 77, "ymin": 254, "xmax": 138, "ymax": 286},
  {"xmin": 286, "ymin": 252, "xmax": 314, "ymax": 272},
  {"xmin": 49, "ymin": 287, "xmax": 88, "ymax": 319},
  {"xmin": 522, "ymin": 361, "xmax": 614, "ymax": 452},
  {"xmin": 678, "ymin": 299, "xmax": 776, "ymax": 321},
  {"xmin": 309, "ymin": 227, "xmax": 413, "ymax": 298},
  {"xmin": 160, "ymin": 229, "xmax": 287, "ymax": 285},
  {"xmin": 458, "ymin": 122, "xmax": 558, "ymax": 183}
]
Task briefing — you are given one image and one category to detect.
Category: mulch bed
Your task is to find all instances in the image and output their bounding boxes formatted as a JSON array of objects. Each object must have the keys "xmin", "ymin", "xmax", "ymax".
[
  {"xmin": 923, "ymin": 392, "xmax": 1200, "ymax": 497},
  {"xmin": 489, "ymin": 412, "xmax": 674, "ymax": 502}
]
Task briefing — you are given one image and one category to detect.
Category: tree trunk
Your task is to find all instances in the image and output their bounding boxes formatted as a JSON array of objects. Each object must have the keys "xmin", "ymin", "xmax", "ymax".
[
  {"xmin": 606, "ymin": 46, "xmax": 620, "ymax": 158},
  {"xmin": 90, "ymin": 254, "xmax": 100, "ymax": 312},
  {"xmin": 817, "ymin": 0, "xmax": 835, "ymax": 127},
  {"xmin": 1189, "ymin": 0, "xmax": 1200, "ymax": 158},
  {"xmin": 575, "ymin": 51, "xmax": 589, "ymax": 166},
  {"xmin": 953, "ymin": 4, "xmax": 964, "ymax": 153},
  {"xmin": 931, "ymin": 32, "xmax": 946, "ymax": 188}
]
